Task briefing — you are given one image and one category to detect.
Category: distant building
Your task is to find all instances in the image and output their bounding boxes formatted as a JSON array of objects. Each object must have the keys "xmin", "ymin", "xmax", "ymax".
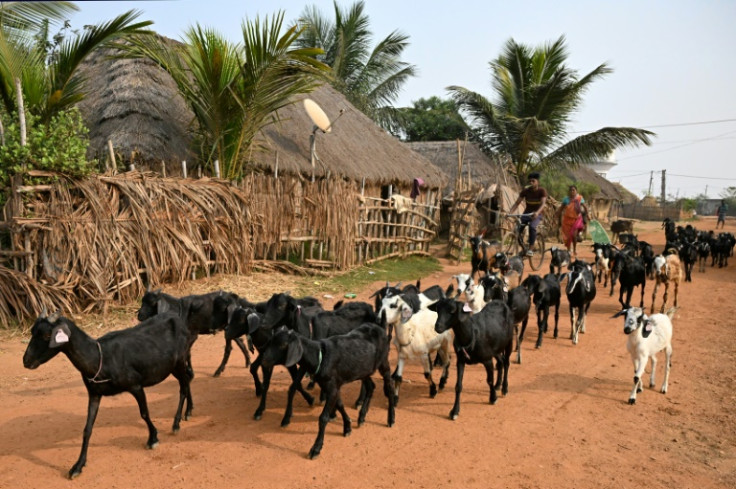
[{"xmin": 586, "ymin": 151, "xmax": 618, "ymax": 178}]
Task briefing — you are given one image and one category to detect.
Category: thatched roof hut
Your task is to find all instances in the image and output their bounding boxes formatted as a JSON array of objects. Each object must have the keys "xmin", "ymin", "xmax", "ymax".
[
  {"xmin": 75, "ymin": 44, "xmax": 446, "ymax": 194},
  {"xmin": 253, "ymin": 85, "xmax": 447, "ymax": 191},
  {"xmin": 76, "ymin": 45, "xmax": 194, "ymax": 165},
  {"xmin": 406, "ymin": 140, "xmax": 516, "ymax": 196}
]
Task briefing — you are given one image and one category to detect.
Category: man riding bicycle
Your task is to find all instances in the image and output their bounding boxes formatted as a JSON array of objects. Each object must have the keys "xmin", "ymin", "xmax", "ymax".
[{"xmin": 508, "ymin": 172, "xmax": 548, "ymax": 256}]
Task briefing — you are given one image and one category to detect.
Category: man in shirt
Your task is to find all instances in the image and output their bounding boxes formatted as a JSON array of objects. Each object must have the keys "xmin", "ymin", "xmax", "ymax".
[{"xmin": 509, "ymin": 172, "xmax": 548, "ymax": 256}]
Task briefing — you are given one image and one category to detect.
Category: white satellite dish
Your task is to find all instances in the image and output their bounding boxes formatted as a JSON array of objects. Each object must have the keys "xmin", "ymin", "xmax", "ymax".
[{"xmin": 304, "ymin": 99, "xmax": 332, "ymax": 133}]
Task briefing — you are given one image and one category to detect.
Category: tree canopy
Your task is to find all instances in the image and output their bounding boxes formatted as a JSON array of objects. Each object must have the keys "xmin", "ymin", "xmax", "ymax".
[{"xmin": 447, "ymin": 35, "xmax": 655, "ymax": 184}]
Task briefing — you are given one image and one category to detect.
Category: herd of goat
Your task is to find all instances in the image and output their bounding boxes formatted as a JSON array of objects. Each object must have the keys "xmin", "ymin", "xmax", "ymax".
[{"xmin": 21, "ymin": 218, "xmax": 736, "ymax": 479}]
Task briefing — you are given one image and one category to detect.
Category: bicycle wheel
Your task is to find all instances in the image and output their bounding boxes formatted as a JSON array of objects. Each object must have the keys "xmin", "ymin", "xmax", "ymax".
[
  {"xmin": 502, "ymin": 229, "xmax": 519, "ymax": 255},
  {"xmin": 528, "ymin": 235, "xmax": 546, "ymax": 271}
]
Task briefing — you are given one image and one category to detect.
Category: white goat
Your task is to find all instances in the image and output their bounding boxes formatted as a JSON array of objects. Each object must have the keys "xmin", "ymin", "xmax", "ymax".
[
  {"xmin": 464, "ymin": 282, "xmax": 488, "ymax": 313},
  {"xmin": 451, "ymin": 273, "xmax": 473, "ymax": 298},
  {"xmin": 379, "ymin": 295, "xmax": 453, "ymax": 403},
  {"xmin": 614, "ymin": 306, "xmax": 675, "ymax": 405}
]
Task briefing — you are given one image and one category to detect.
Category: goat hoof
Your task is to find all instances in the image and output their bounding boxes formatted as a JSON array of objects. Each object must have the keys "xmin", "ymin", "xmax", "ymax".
[
  {"xmin": 344, "ymin": 430, "xmax": 352, "ymax": 438},
  {"xmin": 213, "ymin": 370, "xmax": 222, "ymax": 378},
  {"xmin": 68, "ymin": 466, "xmax": 84, "ymax": 480},
  {"xmin": 628, "ymin": 398, "xmax": 636, "ymax": 405},
  {"xmin": 449, "ymin": 412, "xmax": 458, "ymax": 420},
  {"xmin": 429, "ymin": 385, "xmax": 437, "ymax": 397},
  {"xmin": 147, "ymin": 440, "xmax": 160, "ymax": 449},
  {"xmin": 308, "ymin": 449, "xmax": 321, "ymax": 460},
  {"xmin": 660, "ymin": 387, "xmax": 667, "ymax": 394},
  {"xmin": 253, "ymin": 413, "xmax": 263, "ymax": 421},
  {"xmin": 280, "ymin": 419, "xmax": 291, "ymax": 428}
]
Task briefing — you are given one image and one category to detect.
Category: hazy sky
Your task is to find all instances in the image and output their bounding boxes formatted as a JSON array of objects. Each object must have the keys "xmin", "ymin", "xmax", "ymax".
[{"xmin": 69, "ymin": 0, "xmax": 736, "ymax": 199}]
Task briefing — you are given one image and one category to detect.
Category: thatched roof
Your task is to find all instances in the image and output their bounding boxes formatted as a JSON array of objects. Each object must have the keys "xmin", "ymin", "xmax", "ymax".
[
  {"xmin": 76, "ymin": 45, "xmax": 194, "ymax": 165},
  {"xmin": 406, "ymin": 141, "xmax": 516, "ymax": 196},
  {"xmin": 560, "ymin": 165, "xmax": 626, "ymax": 201},
  {"xmin": 75, "ymin": 42, "xmax": 445, "ymax": 187},
  {"xmin": 252, "ymin": 84, "xmax": 447, "ymax": 187}
]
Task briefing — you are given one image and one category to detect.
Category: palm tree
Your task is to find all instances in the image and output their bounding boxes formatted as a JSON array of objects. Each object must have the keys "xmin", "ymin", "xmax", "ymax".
[
  {"xmin": 0, "ymin": 7, "xmax": 153, "ymax": 125},
  {"xmin": 293, "ymin": 0, "xmax": 416, "ymax": 132},
  {"xmin": 447, "ymin": 36, "xmax": 654, "ymax": 182},
  {"xmin": 125, "ymin": 11, "xmax": 328, "ymax": 180}
]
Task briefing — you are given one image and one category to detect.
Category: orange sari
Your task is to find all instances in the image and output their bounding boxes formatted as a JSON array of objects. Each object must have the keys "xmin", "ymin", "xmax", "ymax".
[{"xmin": 561, "ymin": 195, "xmax": 584, "ymax": 247}]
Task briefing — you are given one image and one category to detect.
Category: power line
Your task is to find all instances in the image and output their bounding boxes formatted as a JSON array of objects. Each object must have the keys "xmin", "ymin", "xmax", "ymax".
[
  {"xmin": 618, "ymin": 129, "xmax": 736, "ymax": 161},
  {"xmin": 570, "ymin": 117, "xmax": 736, "ymax": 134},
  {"xmin": 667, "ymin": 173, "xmax": 736, "ymax": 181}
]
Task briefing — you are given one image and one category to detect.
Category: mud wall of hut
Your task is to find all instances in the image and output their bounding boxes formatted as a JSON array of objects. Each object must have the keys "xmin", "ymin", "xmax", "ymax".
[{"xmin": 0, "ymin": 171, "xmax": 440, "ymax": 325}]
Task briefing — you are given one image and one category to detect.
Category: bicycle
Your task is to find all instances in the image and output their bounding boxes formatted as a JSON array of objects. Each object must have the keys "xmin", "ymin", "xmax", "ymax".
[{"xmin": 500, "ymin": 213, "xmax": 546, "ymax": 271}]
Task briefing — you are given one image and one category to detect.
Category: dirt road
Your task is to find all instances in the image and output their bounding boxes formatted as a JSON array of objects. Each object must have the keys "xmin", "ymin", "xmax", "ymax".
[{"xmin": 1, "ymin": 219, "xmax": 734, "ymax": 488}]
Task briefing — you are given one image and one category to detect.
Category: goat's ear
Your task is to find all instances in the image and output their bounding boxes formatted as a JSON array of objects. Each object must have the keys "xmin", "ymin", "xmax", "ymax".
[
  {"xmin": 612, "ymin": 308, "xmax": 628, "ymax": 318},
  {"xmin": 247, "ymin": 313, "xmax": 261, "ymax": 335},
  {"xmin": 157, "ymin": 299, "xmax": 170, "ymax": 314},
  {"xmin": 445, "ymin": 283, "xmax": 454, "ymax": 297},
  {"xmin": 284, "ymin": 337, "xmax": 304, "ymax": 367},
  {"xmin": 49, "ymin": 322, "xmax": 71, "ymax": 348},
  {"xmin": 226, "ymin": 304, "xmax": 239, "ymax": 326}
]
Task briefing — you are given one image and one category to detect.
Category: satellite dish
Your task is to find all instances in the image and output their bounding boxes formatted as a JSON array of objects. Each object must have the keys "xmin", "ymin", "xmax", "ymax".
[{"xmin": 304, "ymin": 99, "xmax": 332, "ymax": 133}]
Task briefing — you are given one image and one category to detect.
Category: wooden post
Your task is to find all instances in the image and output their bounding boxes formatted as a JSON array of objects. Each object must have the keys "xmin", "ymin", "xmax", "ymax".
[
  {"xmin": 197, "ymin": 165, "xmax": 202, "ymax": 178},
  {"xmin": 214, "ymin": 160, "xmax": 221, "ymax": 178},
  {"xmin": 24, "ymin": 232, "xmax": 33, "ymax": 279},
  {"xmin": 182, "ymin": 161, "xmax": 187, "ymax": 178},
  {"xmin": 160, "ymin": 160, "xmax": 166, "ymax": 177},
  {"xmin": 107, "ymin": 140, "xmax": 116, "ymax": 171}
]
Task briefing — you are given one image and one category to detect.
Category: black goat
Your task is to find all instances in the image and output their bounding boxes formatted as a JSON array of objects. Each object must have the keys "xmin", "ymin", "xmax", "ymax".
[
  {"xmin": 548, "ymin": 246, "xmax": 571, "ymax": 276},
  {"xmin": 611, "ymin": 220, "xmax": 634, "ymax": 243},
  {"xmin": 225, "ymin": 307, "xmax": 315, "ymax": 422},
  {"xmin": 612, "ymin": 251, "xmax": 647, "ymax": 310},
  {"xmin": 592, "ymin": 242, "xmax": 618, "ymax": 288},
  {"xmin": 469, "ymin": 236, "xmax": 502, "ymax": 279},
  {"xmin": 565, "ymin": 260, "xmax": 597, "ymax": 345},
  {"xmin": 678, "ymin": 241, "xmax": 698, "ymax": 282},
  {"xmin": 259, "ymin": 292, "xmax": 324, "ymax": 331},
  {"xmin": 23, "ymin": 311, "xmax": 192, "ymax": 479},
  {"xmin": 507, "ymin": 284, "xmax": 532, "ymax": 364},
  {"xmin": 208, "ymin": 292, "xmax": 263, "ymax": 376},
  {"xmin": 637, "ymin": 241, "xmax": 655, "ymax": 278},
  {"xmin": 429, "ymin": 298, "xmax": 514, "ymax": 420},
  {"xmin": 520, "ymin": 273, "xmax": 561, "ymax": 347},
  {"xmin": 137, "ymin": 289, "xmax": 228, "ymax": 376},
  {"xmin": 260, "ymin": 324, "xmax": 395, "ymax": 459},
  {"xmin": 492, "ymin": 251, "xmax": 525, "ymax": 276}
]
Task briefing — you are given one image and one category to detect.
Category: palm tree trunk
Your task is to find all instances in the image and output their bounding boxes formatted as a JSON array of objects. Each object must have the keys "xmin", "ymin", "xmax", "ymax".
[{"xmin": 15, "ymin": 77, "xmax": 26, "ymax": 148}]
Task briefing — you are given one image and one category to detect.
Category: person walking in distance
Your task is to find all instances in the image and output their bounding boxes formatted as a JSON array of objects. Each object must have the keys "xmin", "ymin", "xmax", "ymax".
[
  {"xmin": 509, "ymin": 172, "xmax": 548, "ymax": 256},
  {"xmin": 716, "ymin": 199, "xmax": 728, "ymax": 229},
  {"xmin": 556, "ymin": 185, "xmax": 588, "ymax": 257}
]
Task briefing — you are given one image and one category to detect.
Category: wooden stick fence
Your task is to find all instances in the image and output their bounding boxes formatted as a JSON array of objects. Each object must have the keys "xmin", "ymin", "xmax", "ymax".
[{"xmin": 0, "ymin": 170, "xmax": 441, "ymax": 324}]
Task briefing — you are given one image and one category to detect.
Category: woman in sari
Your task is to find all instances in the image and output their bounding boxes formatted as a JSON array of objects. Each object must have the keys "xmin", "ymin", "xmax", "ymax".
[{"xmin": 556, "ymin": 185, "xmax": 588, "ymax": 257}]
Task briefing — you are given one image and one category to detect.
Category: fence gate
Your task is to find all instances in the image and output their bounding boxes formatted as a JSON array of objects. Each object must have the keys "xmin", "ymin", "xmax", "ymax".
[{"xmin": 446, "ymin": 190, "xmax": 479, "ymax": 263}]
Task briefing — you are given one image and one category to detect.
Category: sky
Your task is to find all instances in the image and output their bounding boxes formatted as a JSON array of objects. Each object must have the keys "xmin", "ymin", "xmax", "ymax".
[{"xmin": 67, "ymin": 0, "xmax": 736, "ymax": 199}]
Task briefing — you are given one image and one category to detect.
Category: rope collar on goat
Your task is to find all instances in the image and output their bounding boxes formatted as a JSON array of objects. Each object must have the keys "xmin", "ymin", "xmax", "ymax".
[
  {"xmin": 458, "ymin": 329, "xmax": 476, "ymax": 360},
  {"xmin": 308, "ymin": 343, "xmax": 324, "ymax": 378},
  {"xmin": 87, "ymin": 341, "xmax": 110, "ymax": 383}
]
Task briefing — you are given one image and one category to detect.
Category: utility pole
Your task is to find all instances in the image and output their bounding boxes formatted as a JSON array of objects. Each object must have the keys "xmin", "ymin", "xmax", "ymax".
[
  {"xmin": 705, "ymin": 185, "xmax": 708, "ymax": 197},
  {"xmin": 648, "ymin": 171, "xmax": 654, "ymax": 196},
  {"xmin": 660, "ymin": 169, "xmax": 666, "ymax": 206}
]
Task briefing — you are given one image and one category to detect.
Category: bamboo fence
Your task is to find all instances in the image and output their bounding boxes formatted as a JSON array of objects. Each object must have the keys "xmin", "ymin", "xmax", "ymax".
[{"xmin": 0, "ymin": 170, "xmax": 440, "ymax": 326}]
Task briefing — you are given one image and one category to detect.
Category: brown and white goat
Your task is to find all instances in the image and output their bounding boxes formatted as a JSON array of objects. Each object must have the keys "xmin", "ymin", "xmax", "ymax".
[{"xmin": 650, "ymin": 254, "xmax": 682, "ymax": 314}]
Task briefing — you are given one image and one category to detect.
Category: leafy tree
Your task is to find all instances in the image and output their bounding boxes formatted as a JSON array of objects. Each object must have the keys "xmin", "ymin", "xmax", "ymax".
[
  {"xmin": 719, "ymin": 186, "xmax": 736, "ymax": 200},
  {"xmin": 125, "ymin": 12, "xmax": 328, "ymax": 180},
  {"xmin": 293, "ymin": 0, "xmax": 416, "ymax": 132},
  {"xmin": 0, "ymin": 107, "xmax": 91, "ymax": 205},
  {"xmin": 447, "ymin": 36, "xmax": 655, "ymax": 184},
  {"xmin": 395, "ymin": 96, "xmax": 470, "ymax": 141},
  {"xmin": 540, "ymin": 172, "xmax": 599, "ymax": 202}
]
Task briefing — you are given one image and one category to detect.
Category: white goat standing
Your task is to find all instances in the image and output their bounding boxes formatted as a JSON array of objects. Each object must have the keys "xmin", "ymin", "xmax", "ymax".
[
  {"xmin": 614, "ymin": 306, "xmax": 675, "ymax": 405},
  {"xmin": 379, "ymin": 295, "xmax": 453, "ymax": 403},
  {"xmin": 650, "ymin": 254, "xmax": 682, "ymax": 314}
]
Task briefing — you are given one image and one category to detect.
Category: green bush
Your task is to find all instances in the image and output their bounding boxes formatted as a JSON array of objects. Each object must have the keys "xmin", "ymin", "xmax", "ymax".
[
  {"xmin": 0, "ymin": 108, "xmax": 92, "ymax": 205},
  {"xmin": 541, "ymin": 172, "xmax": 600, "ymax": 203}
]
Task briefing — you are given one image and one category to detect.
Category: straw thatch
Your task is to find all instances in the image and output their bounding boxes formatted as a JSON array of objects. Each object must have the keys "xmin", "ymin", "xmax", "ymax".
[
  {"xmin": 561, "ymin": 165, "xmax": 627, "ymax": 201},
  {"xmin": 406, "ymin": 140, "xmax": 516, "ymax": 196},
  {"xmin": 75, "ymin": 42, "xmax": 446, "ymax": 189},
  {"xmin": 76, "ymin": 44, "xmax": 194, "ymax": 166},
  {"xmin": 251, "ymin": 84, "xmax": 447, "ymax": 188}
]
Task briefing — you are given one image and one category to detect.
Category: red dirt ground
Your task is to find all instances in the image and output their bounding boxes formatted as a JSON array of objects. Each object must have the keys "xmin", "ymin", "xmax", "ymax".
[{"xmin": 1, "ymin": 219, "xmax": 734, "ymax": 489}]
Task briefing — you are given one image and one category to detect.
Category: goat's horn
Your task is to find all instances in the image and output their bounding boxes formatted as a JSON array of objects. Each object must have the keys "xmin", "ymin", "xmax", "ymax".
[{"xmin": 39, "ymin": 306, "xmax": 48, "ymax": 319}]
